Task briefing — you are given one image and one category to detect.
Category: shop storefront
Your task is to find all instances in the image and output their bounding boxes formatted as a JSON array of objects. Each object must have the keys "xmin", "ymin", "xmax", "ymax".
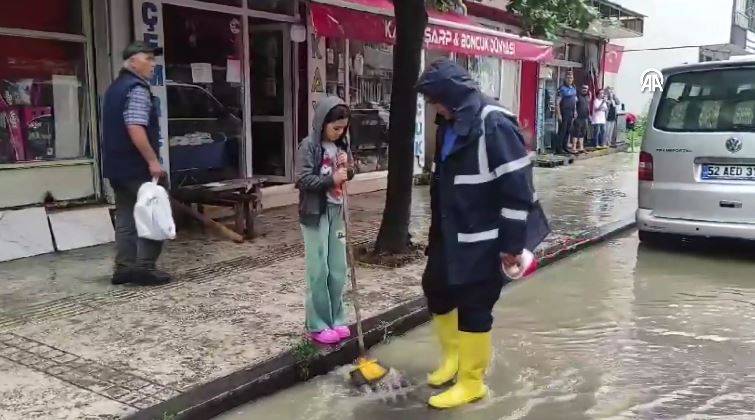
[
  {"xmin": 538, "ymin": 36, "xmax": 609, "ymax": 152},
  {"xmin": 0, "ymin": 0, "xmax": 550, "ymax": 209},
  {"xmin": 309, "ymin": 0, "xmax": 553, "ymax": 172},
  {"xmin": 124, "ymin": 0, "xmax": 302, "ymax": 186},
  {"xmin": 0, "ymin": 0, "xmax": 98, "ymax": 209}
]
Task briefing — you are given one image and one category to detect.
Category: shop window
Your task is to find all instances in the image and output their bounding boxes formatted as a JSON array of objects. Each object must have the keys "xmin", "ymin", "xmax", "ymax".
[
  {"xmin": 252, "ymin": 30, "xmax": 285, "ymax": 116},
  {"xmin": 473, "ymin": 57, "xmax": 502, "ymax": 100},
  {"xmin": 426, "ymin": 51, "xmax": 449, "ymax": 68},
  {"xmin": 250, "ymin": 25, "xmax": 290, "ymax": 179},
  {"xmin": 249, "ymin": 0, "xmax": 296, "ymax": 15},
  {"xmin": 163, "ymin": 5, "xmax": 244, "ymax": 186},
  {"xmin": 0, "ymin": 0, "xmax": 83, "ymax": 34},
  {"xmin": 554, "ymin": 44, "xmax": 567, "ymax": 61},
  {"xmin": 0, "ymin": 36, "xmax": 89, "ymax": 164},
  {"xmin": 455, "ymin": 54, "xmax": 502, "ymax": 101},
  {"xmin": 568, "ymin": 44, "xmax": 584, "ymax": 63},
  {"xmin": 251, "ymin": 121, "xmax": 285, "ymax": 176},
  {"xmin": 348, "ymin": 41, "xmax": 393, "ymax": 173},
  {"xmin": 325, "ymin": 38, "xmax": 346, "ymax": 101},
  {"xmin": 167, "ymin": 84, "xmax": 223, "ymax": 119}
]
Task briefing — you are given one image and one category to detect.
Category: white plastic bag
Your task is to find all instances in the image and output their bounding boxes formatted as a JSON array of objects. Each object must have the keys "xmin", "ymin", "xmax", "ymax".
[{"xmin": 134, "ymin": 179, "xmax": 176, "ymax": 241}]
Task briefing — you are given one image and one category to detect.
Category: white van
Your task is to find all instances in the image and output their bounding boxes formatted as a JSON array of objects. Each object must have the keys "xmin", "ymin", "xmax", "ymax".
[{"xmin": 637, "ymin": 59, "xmax": 755, "ymax": 242}]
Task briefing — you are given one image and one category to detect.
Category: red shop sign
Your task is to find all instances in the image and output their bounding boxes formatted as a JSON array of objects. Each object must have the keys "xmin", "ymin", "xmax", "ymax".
[{"xmin": 311, "ymin": 3, "xmax": 553, "ymax": 62}]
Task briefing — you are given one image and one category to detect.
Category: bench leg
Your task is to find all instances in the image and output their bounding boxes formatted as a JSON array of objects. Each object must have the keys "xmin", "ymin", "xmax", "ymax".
[
  {"xmin": 244, "ymin": 200, "xmax": 255, "ymax": 239},
  {"xmin": 196, "ymin": 204, "xmax": 206, "ymax": 234},
  {"xmin": 234, "ymin": 203, "xmax": 245, "ymax": 238}
]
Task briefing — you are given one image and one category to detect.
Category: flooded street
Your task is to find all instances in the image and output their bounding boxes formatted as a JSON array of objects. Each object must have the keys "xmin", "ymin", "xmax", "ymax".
[{"xmin": 218, "ymin": 231, "xmax": 755, "ymax": 419}]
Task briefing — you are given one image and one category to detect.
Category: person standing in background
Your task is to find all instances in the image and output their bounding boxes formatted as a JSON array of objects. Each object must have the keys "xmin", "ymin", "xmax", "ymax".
[
  {"xmin": 555, "ymin": 71, "xmax": 577, "ymax": 155},
  {"xmin": 102, "ymin": 41, "xmax": 171, "ymax": 287},
  {"xmin": 605, "ymin": 87, "xmax": 621, "ymax": 146},
  {"xmin": 572, "ymin": 85, "xmax": 591, "ymax": 153},
  {"xmin": 591, "ymin": 89, "xmax": 609, "ymax": 149}
]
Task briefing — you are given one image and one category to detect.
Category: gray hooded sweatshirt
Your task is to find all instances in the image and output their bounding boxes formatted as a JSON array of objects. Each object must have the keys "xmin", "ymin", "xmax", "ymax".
[{"xmin": 295, "ymin": 96, "xmax": 353, "ymax": 226}]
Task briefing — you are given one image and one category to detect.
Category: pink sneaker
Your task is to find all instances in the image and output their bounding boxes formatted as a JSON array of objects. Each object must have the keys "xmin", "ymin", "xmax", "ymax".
[
  {"xmin": 333, "ymin": 326, "xmax": 351, "ymax": 339},
  {"xmin": 310, "ymin": 329, "xmax": 340, "ymax": 345}
]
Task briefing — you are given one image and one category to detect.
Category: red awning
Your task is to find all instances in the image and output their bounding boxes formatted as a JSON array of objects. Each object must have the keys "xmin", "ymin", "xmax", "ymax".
[{"xmin": 311, "ymin": 1, "xmax": 553, "ymax": 62}]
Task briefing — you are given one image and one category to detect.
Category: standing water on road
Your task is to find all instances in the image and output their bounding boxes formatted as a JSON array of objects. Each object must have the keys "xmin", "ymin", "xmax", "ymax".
[{"xmin": 217, "ymin": 233, "xmax": 755, "ymax": 419}]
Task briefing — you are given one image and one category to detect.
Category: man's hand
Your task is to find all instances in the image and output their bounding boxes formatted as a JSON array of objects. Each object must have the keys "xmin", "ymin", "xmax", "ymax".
[
  {"xmin": 333, "ymin": 167, "xmax": 348, "ymax": 185},
  {"xmin": 337, "ymin": 152, "xmax": 348, "ymax": 168},
  {"xmin": 148, "ymin": 160, "xmax": 165, "ymax": 180},
  {"xmin": 501, "ymin": 253, "xmax": 520, "ymax": 272}
]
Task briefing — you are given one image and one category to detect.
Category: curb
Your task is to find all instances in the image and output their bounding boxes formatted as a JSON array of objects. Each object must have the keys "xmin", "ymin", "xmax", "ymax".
[
  {"xmin": 130, "ymin": 217, "xmax": 637, "ymax": 420},
  {"xmin": 535, "ymin": 145, "xmax": 629, "ymax": 168}
]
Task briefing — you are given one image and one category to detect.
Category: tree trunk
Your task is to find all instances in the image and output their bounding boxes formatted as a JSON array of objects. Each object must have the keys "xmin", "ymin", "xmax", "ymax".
[{"xmin": 374, "ymin": 0, "xmax": 428, "ymax": 254}]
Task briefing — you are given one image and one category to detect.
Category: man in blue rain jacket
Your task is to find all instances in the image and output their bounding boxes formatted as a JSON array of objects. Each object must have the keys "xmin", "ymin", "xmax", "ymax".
[{"xmin": 417, "ymin": 58, "xmax": 550, "ymax": 409}]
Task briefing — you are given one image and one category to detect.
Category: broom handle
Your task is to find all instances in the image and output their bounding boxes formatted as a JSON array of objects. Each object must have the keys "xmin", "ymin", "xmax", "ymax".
[{"xmin": 343, "ymin": 183, "xmax": 368, "ymax": 358}]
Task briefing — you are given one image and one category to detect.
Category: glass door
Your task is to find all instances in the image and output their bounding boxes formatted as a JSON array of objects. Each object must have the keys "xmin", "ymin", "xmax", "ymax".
[
  {"xmin": 250, "ymin": 23, "xmax": 292, "ymax": 182},
  {"xmin": 163, "ymin": 5, "xmax": 244, "ymax": 187}
]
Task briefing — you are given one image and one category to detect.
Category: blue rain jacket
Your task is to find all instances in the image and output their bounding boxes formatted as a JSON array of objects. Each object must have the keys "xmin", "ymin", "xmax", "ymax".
[{"xmin": 418, "ymin": 59, "xmax": 550, "ymax": 286}]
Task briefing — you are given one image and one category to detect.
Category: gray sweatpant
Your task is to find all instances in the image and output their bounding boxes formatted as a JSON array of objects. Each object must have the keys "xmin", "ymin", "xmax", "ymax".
[{"xmin": 112, "ymin": 181, "xmax": 164, "ymax": 273}]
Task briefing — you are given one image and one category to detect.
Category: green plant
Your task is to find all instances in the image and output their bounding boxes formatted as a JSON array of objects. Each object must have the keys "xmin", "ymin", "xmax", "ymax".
[
  {"xmin": 627, "ymin": 115, "xmax": 647, "ymax": 152},
  {"xmin": 292, "ymin": 339, "xmax": 319, "ymax": 363},
  {"xmin": 431, "ymin": 0, "xmax": 463, "ymax": 13},
  {"xmin": 291, "ymin": 338, "xmax": 319, "ymax": 379},
  {"xmin": 506, "ymin": 0, "xmax": 600, "ymax": 39}
]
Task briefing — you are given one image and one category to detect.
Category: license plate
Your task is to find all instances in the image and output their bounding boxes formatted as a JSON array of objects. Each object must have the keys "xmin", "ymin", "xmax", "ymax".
[{"xmin": 702, "ymin": 164, "xmax": 755, "ymax": 180}]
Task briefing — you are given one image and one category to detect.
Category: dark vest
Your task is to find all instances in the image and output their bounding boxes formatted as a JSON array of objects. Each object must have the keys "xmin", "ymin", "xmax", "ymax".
[{"xmin": 102, "ymin": 70, "xmax": 160, "ymax": 184}]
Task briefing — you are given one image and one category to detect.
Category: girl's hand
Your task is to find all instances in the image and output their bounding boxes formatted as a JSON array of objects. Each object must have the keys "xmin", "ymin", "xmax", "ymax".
[
  {"xmin": 333, "ymin": 167, "xmax": 348, "ymax": 185},
  {"xmin": 337, "ymin": 152, "xmax": 348, "ymax": 167}
]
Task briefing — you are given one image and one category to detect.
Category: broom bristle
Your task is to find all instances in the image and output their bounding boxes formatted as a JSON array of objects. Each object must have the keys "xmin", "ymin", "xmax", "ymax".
[{"xmin": 349, "ymin": 358, "xmax": 388, "ymax": 386}]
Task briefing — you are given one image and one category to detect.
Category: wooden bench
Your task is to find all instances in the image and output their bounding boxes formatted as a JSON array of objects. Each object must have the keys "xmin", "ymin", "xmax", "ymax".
[{"xmin": 172, "ymin": 178, "xmax": 264, "ymax": 240}]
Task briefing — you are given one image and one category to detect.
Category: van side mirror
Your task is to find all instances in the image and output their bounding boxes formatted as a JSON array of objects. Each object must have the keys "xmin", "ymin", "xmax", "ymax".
[{"xmin": 621, "ymin": 103, "xmax": 626, "ymax": 111}]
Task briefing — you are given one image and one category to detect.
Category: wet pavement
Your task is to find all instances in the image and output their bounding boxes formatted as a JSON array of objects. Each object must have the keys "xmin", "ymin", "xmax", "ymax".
[
  {"xmin": 218, "ymin": 232, "xmax": 755, "ymax": 420},
  {"xmin": 0, "ymin": 153, "xmax": 639, "ymax": 418}
]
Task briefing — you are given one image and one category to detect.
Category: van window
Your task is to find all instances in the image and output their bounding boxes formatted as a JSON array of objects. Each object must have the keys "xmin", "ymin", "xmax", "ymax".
[{"xmin": 654, "ymin": 67, "xmax": 755, "ymax": 132}]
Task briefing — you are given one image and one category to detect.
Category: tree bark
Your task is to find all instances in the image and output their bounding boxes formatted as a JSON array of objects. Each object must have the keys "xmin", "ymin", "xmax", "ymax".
[{"xmin": 374, "ymin": 0, "xmax": 428, "ymax": 254}]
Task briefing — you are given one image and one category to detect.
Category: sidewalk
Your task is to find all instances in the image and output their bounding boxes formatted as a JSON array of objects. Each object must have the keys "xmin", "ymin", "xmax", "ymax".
[{"xmin": 0, "ymin": 153, "xmax": 638, "ymax": 419}]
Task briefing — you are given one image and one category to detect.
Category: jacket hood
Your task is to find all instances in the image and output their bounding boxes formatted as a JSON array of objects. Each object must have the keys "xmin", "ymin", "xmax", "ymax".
[
  {"xmin": 416, "ymin": 58, "xmax": 482, "ymax": 136},
  {"xmin": 311, "ymin": 96, "xmax": 347, "ymax": 144}
]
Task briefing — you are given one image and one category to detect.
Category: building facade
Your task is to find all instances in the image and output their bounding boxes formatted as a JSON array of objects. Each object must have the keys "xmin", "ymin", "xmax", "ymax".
[
  {"xmin": 0, "ymin": 0, "xmax": 641, "ymax": 261},
  {"xmin": 611, "ymin": 0, "xmax": 750, "ymax": 115}
]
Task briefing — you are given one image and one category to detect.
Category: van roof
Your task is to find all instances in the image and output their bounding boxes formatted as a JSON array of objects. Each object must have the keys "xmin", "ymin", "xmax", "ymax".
[{"xmin": 663, "ymin": 58, "xmax": 755, "ymax": 76}]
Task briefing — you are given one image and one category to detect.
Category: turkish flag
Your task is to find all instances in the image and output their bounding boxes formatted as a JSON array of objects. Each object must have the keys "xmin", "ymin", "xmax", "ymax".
[{"xmin": 604, "ymin": 44, "xmax": 624, "ymax": 74}]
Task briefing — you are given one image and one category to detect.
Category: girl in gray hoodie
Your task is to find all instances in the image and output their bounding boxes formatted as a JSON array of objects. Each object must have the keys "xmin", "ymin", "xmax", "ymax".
[{"xmin": 294, "ymin": 97, "xmax": 354, "ymax": 344}]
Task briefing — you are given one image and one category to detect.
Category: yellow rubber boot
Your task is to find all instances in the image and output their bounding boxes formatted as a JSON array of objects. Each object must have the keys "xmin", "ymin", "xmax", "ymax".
[
  {"xmin": 428, "ymin": 331, "xmax": 491, "ymax": 409},
  {"xmin": 427, "ymin": 310, "xmax": 459, "ymax": 387}
]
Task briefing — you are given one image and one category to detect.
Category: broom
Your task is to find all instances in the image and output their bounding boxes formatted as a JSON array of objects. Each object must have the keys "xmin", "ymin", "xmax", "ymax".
[{"xmin": 340, "ymin": 166, "xmax": 389, "ymax": 387}]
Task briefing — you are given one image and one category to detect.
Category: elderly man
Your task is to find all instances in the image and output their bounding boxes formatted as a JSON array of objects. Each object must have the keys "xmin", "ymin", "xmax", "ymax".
[
  {"xmin": 102, "ymin": 41, "xmax": 170, "ymax": 286},
  {"xmin": 416, "ymin": 58, "xmax": 549, "ymax": 409}
]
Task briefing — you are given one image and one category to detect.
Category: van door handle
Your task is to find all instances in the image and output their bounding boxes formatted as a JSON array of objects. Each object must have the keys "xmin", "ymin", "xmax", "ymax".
[{"xmin": 720, "ymin": 200, "xmax": 742, "ymax": 209}]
